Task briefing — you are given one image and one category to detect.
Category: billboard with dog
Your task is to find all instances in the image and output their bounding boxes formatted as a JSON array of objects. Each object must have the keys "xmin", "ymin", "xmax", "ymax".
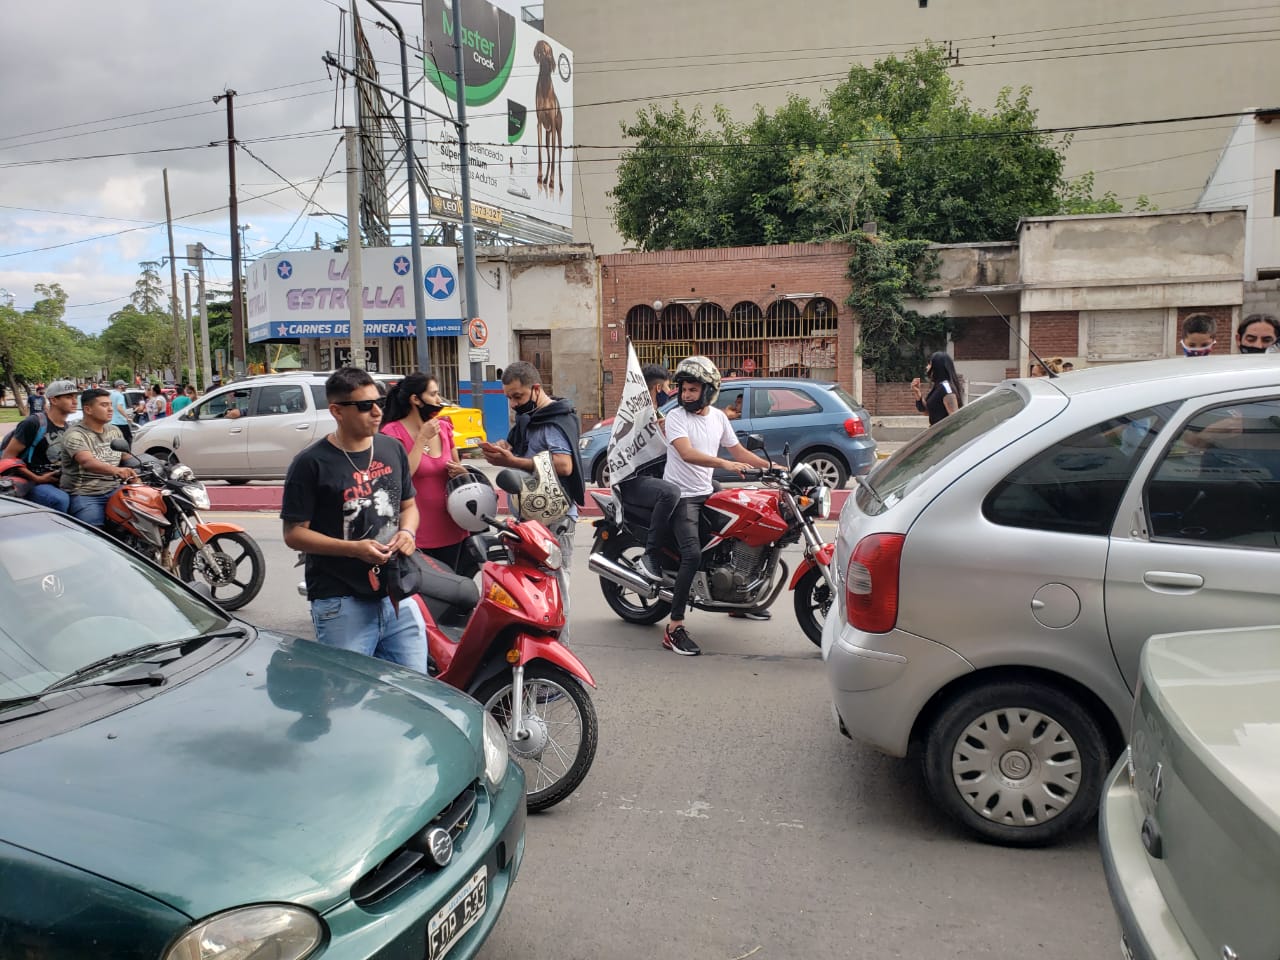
[{"xmin": 422, "ymin": 0, "xmax": 574, "ymax": 232}]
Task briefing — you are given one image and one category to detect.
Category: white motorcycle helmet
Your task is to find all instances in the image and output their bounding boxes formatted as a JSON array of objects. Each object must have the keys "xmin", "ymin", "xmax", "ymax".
[
  {"xmin": 446, "ymin": 468, "xmax": 498, "ymax": 532},
  {"xmin": 672, "ymin": 355, "xmax": 722, "ymax": 411},
  {"xmin": 506, "ymin": 450, "xmax": 571, "ymax": 525}
]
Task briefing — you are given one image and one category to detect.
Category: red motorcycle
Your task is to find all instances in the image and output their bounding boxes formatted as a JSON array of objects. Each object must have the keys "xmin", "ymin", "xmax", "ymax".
[
  {"xmin": 409, "ymin": 473, "xmax": 598, "ymax": 812},
  {"xmin": 587, "ymin": 438, "xmax": 837, "ymax": 646}
]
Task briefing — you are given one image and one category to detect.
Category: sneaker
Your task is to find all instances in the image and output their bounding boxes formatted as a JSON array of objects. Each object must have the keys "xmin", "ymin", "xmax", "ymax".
[
  {"xmin": 637, "ymin": 553, "xmax": 663, "ymax": 582},
  {"xmin": 662, "ymin": 624, "xmax": 701, "ymax": 656},
  {"xmin": 729, "ymin": 610, "xmax": 772, "ymax": 621}
]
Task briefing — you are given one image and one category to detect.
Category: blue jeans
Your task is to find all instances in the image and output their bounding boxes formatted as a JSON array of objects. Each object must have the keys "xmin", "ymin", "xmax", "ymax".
[
  {"xmin": 309, "ymin": 595, "xmax": 427, "ymax": 673},
  {"xmin": 27, "ymin": 483, "xmax": 70, "ymax": 513},
  {"xmin": 68, "ymin": 492, "xmax": 113, "ymax": 527}
]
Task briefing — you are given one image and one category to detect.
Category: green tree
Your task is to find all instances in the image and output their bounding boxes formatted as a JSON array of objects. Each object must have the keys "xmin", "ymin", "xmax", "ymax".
[
  {"xmin": 0, "ymin": 284, "xmax": 100, "ymax": 411},
  {"xmin": 100, "ymin": 305, "xmax": 172, "ymax": 376},
  {"xmin": 131, "ymin": 260, "xmax": 167, "ymax": 313}
]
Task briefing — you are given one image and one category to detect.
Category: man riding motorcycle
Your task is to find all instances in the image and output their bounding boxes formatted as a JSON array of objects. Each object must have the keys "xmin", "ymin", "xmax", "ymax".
[{"xmin": 660, "ymin": 356, "xmax": 772, "ymax": 657}]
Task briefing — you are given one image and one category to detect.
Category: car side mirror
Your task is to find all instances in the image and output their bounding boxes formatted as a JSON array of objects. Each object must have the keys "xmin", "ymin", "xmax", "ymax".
[{"xmin": 744, "ymin": 434, "xmax": 767, "ymax": 453}]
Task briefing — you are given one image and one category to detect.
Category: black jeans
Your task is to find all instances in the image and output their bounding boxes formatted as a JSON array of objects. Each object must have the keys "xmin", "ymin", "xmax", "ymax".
[
  {"xmin": 618, "ymin": 475, "xmax": 680, "ymax": 557},
  {"xmin": 669, "ymin": 496, "xmax": 705, "ymax": 621}
]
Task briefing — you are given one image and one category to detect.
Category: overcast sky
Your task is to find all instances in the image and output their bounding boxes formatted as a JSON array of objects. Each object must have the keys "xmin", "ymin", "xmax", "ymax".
[{"xmin": 0, "ymin": 1, "xmax": 431, "ymax": 332}]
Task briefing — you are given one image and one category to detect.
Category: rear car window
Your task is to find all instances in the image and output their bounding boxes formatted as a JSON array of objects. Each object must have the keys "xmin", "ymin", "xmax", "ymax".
[
  {"xmin": 984, "ymin": 403, "xmax": 1179, "ymax": 536},
  {"xmin": 829, "ymin": 386, "xmax": 863, "ymax": 412},
  {"xmin": 857, "ymin": 388, "xmax": 1026, "ymax": 515}
]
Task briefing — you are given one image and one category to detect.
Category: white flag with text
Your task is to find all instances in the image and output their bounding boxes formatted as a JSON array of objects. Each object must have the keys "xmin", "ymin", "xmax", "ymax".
[{"xmin": 605, "ymin": 342, "xmax": 666, "ymax": 488}]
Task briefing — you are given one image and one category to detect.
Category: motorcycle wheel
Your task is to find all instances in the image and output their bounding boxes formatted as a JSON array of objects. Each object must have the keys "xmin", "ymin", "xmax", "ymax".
[
  {"xmin": 179, "ymin": 531, "xmax": 265, "ymax": 611},
  {"xmin": 599, "ymin": 543, "xmax": 671, "ymax": 625},
  {"xmin": 476, "ymin": 663, "xmax": 599, "ymax": 813},
  {"xmin": 793, "ymin": 566, "xmax": 832, "ymax": 648}
]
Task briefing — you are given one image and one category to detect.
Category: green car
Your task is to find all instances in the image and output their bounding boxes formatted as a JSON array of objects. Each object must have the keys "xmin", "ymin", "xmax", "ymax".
[
  {"xmin": 1100, "ymin": 625, "xmax": 1280, "ymax": 960},
  {"xmin": 0, "ymin": 496, "xmax": 525, "ymax": 960}
]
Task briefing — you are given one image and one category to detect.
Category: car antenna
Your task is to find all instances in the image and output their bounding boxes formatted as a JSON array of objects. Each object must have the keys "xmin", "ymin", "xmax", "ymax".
[{"xmin": 983, "ymin": 294, "xmax": 1057, "ymax": 379}]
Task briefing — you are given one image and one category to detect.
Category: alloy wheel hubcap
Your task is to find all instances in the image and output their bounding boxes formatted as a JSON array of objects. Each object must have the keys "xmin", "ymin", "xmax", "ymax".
[{"xmin": 807, "ymin": 458, "xmax": 840, "ymax": 487}]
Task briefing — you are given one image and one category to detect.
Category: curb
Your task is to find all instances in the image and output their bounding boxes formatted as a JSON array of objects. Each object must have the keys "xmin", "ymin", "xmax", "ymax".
[{"xmin": 206, "ymin": 485, "xmax": 853, "ymax": 518}]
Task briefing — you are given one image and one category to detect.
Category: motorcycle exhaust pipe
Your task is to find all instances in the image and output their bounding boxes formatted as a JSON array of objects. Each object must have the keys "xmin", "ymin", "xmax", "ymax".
[{"xmin": 587, "ymin": 550, "xmax": 658, "ymax": 599}]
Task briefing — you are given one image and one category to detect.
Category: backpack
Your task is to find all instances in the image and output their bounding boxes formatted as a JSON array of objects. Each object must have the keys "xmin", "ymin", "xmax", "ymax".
[{"xmin": 1, "ymin": 412, "xmax": 48, "ymax": 464}]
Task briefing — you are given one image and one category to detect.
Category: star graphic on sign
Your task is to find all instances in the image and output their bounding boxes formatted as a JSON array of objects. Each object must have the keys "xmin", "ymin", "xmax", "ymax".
[
  {"xmin": 425, "ymin": 265, "xmax": 456, "ymax": 300},
  {"xmin": 393, "ymin": 255, "xmax": 410, "ymax": 276},
  {"xmin": 276, "ymin": 260, "xmax": 293, "ymax": 280}
]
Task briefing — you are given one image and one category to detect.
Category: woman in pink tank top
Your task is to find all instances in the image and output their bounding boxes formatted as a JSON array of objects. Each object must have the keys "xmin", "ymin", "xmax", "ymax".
[{"xmin": 381, "ymin": 373, "xmax": 474, "ymax": 574}]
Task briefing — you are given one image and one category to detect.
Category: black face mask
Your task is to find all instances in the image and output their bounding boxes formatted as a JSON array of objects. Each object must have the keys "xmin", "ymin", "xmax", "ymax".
[
  {"xmin": 680, "ymin": 396, "xmax": 705, "ymax": 413},
  {"xmin": 417, "ymin": 399, "xmax": 445, "ymax": 420},
  {"xmin": 1239, "ymin": 344, "xmax": 1269, "ymax": 354},
  {"xmin": 655, "ymin": 389, "xmax": 672, "ymax": 406},
  {"xmin": 512, "ymin": 387, "xmax": 539, "ymax": 417}
]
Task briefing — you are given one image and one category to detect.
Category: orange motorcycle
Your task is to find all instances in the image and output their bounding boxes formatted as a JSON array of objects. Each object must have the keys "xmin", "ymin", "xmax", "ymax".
[{"xmin": 106, "ymin": 440, "xmax": 265, "ymax": 610}]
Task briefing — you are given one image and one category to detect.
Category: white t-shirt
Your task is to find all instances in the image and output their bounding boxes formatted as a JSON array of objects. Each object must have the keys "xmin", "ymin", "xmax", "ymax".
[{"xmin": 663, "ymin": 405, "xmax": 739, "ymax": 497}]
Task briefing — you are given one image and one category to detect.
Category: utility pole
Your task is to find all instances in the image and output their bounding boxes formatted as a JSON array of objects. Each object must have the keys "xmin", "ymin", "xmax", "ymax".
[
  {"xmin": 450, "ymin": 0, "xmax": 484, "ymax": 413},
  {"xmin": 182, "ymin": 271, "xmax": 198, "ymax": 387},
  {"xmin": 189, "ymin": 243, "xmax": 214, "ymax": 390},
  {"xmin": 162, "ymin": 168, "xmax": 185, "ymax": 383},
  {"xmin": 345, "ymin": 127, "xmax": 366, "ymax": 369},
  {"xmin": 213, "ymin": 89, "xmax": 246, "ymax": 379}
]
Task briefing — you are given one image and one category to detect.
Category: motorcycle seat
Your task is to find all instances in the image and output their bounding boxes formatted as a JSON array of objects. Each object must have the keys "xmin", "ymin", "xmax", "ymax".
[{"xmin": 590, "ymin": 490, "xmax": 655, "ymax": 533}]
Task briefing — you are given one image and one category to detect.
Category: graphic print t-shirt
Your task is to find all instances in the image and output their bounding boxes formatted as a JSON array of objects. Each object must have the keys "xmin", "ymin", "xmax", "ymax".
[{"xmin": 281, "ymin": 434, "xmax": 415, "ymax": 601}]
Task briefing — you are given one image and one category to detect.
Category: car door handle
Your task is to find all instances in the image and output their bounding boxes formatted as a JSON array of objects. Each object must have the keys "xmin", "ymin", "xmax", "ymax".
[
  {"xmin": 229, "ymin": 427, "xmax": 243, "ymax": 435},
  {"xmin": 294, "ymin": 423, "xmax": 311, "ymax": 430},
  {"xmin": 1143, "ymin": 571, "xmax": 1204, "ymax": 590}
]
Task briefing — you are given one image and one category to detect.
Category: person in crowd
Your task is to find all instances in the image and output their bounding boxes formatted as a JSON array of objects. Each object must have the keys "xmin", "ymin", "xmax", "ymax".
[
  {"xmin": 381, "ymin": 372, "xmax": 473, "ymax": 574},
  {"xmin": 171, "ymin": 383, "xmax": 196, "ymax": 414},
  {"xmin": 479, "ymin": 361, "xmax": 584, "ymax": 643},
  {"xmin": 1061, "ymin": 361, "xmax": 1075, "ymax": 372},
  {"xmin": 145, "ymin": 384, "xmax": 167, "ymax": 421},
  {"xmin": 2, "ymin": 379, "xmax": 78, "ymax": 512},
  {"xmin": 60, "ymin": 388, "xmax": 138, "ymax": 527},
  {"xmin": 1029, "ymin": 357, "xmax": 1064, "ymax": 378},
  {"xmin": 911, "ymin": 351, "xmax": 964, "ymax": 425},
  {"xmin": 1180, "ymin": 314, "xmax": 1217, "ymax": 356},
  {"xmin": 27, "ymin": 385, "xmax": 45, "ymax": 415},
  {"xmin": 107, "ymin": 379, "xmax": 134, "ymax": 444},
  {"xmin": 618, "ymin": 364, "xmax": 682, "ymax": 583},
  {"xmin": 725, "ymin": 393, "xmax": 744, "ymax": 421},
  {"xmin": 1236, "ymin": 313, "xmax": 1279, "ymax": 353},
  {"xmin": 660, "ymin": 356, "xmax": 774, "ymax": 656},
  {"xmin": 281, "ymin": 367, "xmax": 425, "ymax": 672}
]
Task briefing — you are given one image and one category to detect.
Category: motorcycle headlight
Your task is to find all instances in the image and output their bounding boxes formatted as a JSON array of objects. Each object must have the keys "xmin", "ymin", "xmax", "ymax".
[
  {"xmin": 163, "ymin": 905, "xmax": 324, "ymax": 960},
  {"xmin": 483, "ymin": 711, "xmax": 509, "ymax": 787},
  {"xmin": 815, "ymin": 485, "xmax": 831, "ymax": 520},
  {"xmin": 540, "ymin": 537, "xmax": 563, "ymax": 570},
  {"xmin": 183, "ymin": 484, "xmax": 211, "ymax": 510}
]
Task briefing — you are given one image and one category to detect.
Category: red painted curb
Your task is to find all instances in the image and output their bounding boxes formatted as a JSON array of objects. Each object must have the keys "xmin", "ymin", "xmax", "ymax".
[{"xmin": 206, "ymin": 485, "xmax": 852, "ymax": 517}]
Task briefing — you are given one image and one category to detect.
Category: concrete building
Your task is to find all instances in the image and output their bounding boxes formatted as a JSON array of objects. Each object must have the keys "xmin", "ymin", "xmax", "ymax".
[
  {"xmin": 545, "ymin": 0, "xmax": 1279, "ymax": 252},
  {"xmin": 597, "ymin": 209, "xmax": 1246, "ymax": 416},
  {"xmin": 1198, "ymin": 108, "xmax": 1280, "ymax": 320}
]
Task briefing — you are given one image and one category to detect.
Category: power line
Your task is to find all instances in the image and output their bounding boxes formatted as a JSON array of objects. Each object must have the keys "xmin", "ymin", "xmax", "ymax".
[{"xmin": 265, "ymin": 135, "xmax": 345, "ymax": 252}]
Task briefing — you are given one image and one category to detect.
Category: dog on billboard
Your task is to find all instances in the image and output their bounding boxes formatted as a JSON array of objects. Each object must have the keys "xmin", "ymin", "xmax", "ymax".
[{"xmin": 533, "ymin": 39, "xmax": 563, "ymax": 194}]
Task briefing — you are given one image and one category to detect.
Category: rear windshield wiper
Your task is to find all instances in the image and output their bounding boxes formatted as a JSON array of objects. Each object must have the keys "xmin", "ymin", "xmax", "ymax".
[{"xmin": 39, "ymin": 624, "xmax": 250, "ymax": 695}]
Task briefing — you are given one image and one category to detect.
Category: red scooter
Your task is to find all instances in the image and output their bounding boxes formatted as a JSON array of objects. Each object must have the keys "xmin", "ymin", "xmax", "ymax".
[{"xmin": 410, "ymin": 475, "xmax": 598, "ymax": 813}]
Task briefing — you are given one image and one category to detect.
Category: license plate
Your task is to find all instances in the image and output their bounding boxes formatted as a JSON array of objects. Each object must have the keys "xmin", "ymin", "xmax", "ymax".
[{"xmin": 427, "ymin": 866, "xmax": 487, "ymax": 960}]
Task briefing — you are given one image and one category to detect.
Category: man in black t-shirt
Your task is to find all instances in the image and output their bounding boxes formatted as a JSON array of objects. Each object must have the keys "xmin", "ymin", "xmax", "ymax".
[
  {"xmin": 281, "ymin": 367, "xmax": 426, "ymax": 672},
  {"xmin": 2, "ymin": 379, "xmax": 79, "ymax": 512}
]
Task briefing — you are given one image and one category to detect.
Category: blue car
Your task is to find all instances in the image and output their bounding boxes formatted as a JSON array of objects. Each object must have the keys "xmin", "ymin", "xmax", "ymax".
[{"xmin": 580, "ymin": 378, "xmax": 876, "ymax": 488}]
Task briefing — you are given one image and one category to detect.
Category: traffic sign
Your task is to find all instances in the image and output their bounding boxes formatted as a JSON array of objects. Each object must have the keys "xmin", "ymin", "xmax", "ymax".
[
  {"xmin": 467, "ymin": 317, "xmax": 489, "ymax": 348},
  {"xmin": 741, "ymin": 357, "xmax": 757, "ymax": 374},
  {"xmin": 468, "ymin": 347, "xmax": 490, "ymax": 364}
]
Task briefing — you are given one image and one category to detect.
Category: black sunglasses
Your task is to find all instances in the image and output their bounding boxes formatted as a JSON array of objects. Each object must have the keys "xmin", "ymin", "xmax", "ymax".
[{"xmin": 333, "ymin": 397, "xmax": 387, "ymax": 413}]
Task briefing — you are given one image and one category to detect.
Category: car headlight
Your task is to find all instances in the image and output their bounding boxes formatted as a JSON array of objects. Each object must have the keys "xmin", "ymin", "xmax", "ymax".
[
  {"xmin": 577, "ymin": 436, "xmax": 592, "ymax": 451},
  {"xmin": 541, "ymin": 538, "xmax": 563, "ymax": 570},
  {"xmin": 164, "ymin": 905, "xmax": 324, "ymax": 960},
  {"xmin": 483, "ymin": 711, "xmax": 509, "ymax": 787},
  {"xmin": 183, "ymin": 484, "xmax": 211, "ymax": 510}
]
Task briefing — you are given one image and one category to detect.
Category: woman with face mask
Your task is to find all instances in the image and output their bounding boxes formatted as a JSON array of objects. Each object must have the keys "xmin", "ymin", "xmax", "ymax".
[
  {"xmin": 382, "ymin": 373, "xmax": 473, "ymax": 573},
  {"xmin": 1236, "ymin": 313, "xmax": 1280, "ymax": 354}
]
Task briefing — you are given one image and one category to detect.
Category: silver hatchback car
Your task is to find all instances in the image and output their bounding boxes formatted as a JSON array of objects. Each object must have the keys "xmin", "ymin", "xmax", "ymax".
[{"xmin": 822, "ymin": 356, "xmax": 1280, "ymax": 846}]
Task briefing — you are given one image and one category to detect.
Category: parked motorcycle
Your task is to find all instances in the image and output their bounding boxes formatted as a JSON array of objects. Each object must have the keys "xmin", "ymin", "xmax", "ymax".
[
  {"xmin": 105, "ymin": 439, "xmax": 265, "ymax": 610},
  {"xmin": 587, "ymin": 437, "xmax": 838, "ymax": 646},
  {"xmin": 407, "ymin": 470, "xmax": 598, "ymax": 812}
]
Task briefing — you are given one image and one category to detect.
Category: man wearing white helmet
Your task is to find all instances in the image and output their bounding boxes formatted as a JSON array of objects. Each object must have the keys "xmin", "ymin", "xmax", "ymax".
[{"xmin": 660, "ymin": 356, "xmax": 772, "ymax": 656}]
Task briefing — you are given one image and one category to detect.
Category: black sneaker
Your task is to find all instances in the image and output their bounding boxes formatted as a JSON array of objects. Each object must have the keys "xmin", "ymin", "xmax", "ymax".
[
  {"xmin": 663, "ymin": 624, "xmax": 701, "ymax": 656},
  {"xmin": 637, "ymin": 553, "xmax": 663, "ymax": 582},
  {"xmin": 729, "ymin": 610, "xmax": 772, "ymax": 621}
]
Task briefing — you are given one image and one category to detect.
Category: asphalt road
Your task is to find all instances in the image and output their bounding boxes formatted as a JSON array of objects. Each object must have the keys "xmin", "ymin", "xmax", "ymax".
[{"xmin": 230, "ymin": 513, "xmax": 1119, "ymax": 960}]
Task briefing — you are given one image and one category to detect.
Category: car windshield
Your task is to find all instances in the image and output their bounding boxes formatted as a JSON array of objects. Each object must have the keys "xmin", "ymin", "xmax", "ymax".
[
  {"xmin": 0, "ymin": 512, "xmax": 228, "ymax": 700},
  {"xmin": 857, "ymin": 387, "xmax": 1027, "ymax": 515}
]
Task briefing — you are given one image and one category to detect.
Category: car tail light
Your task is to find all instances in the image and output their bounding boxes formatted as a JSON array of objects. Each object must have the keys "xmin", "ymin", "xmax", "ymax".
[
  {"xmin": 844, "ymin": 417, "xmax": 866, "ymax": 438},
  {"xmin": 845, "ymin": 533, "xmax": 905, "ymax": 633}
]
